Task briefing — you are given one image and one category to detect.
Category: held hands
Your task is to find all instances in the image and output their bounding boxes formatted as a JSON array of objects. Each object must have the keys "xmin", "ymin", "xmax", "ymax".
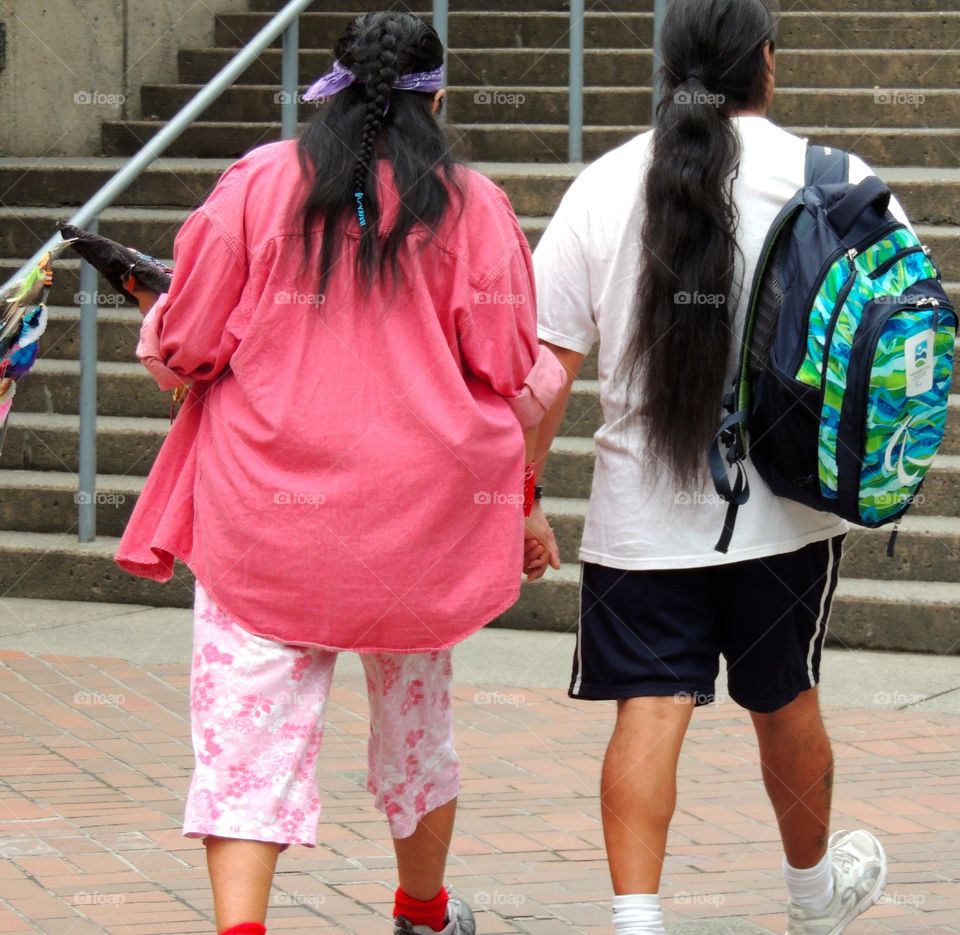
[{"xmin": 523, "ymin": 501, "xmax": 561, "ymax": 581}]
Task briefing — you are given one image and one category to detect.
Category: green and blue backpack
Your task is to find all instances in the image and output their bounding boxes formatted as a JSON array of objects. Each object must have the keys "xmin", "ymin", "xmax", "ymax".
[{"xmin": 710, "ymin": 145, "xmax": 957, "ymax": 553}]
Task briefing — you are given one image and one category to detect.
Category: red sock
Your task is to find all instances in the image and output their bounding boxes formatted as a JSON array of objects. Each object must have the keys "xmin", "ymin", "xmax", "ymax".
[
  {"xmin": 394, "ymin": 886, "xmax": 449, "ymax": 932},
  {"xmin": 219, "ymin": 925, "xmax": 266, "ymax": 935}
]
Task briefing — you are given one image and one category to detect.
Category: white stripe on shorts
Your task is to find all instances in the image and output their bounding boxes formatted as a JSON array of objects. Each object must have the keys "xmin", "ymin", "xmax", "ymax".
[{"xmin": 806, "ymin": 536, "xmax": 837, "ymax": 686}]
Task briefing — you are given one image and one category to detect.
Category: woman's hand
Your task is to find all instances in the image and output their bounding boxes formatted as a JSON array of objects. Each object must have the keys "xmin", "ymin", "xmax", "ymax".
[
  {"xmin": 523, "ymin": 502, "xmax": 561, "ymax": 581},
  {"xmin": 127, "ymin": 277, "xmax": 159, "ymax": 316}
]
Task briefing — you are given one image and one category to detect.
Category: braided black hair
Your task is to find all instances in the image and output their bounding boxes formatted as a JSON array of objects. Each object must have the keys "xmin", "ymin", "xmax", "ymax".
[{"xmin": 297, "ymin": 11, "xmax": 462, "ymax": 295}]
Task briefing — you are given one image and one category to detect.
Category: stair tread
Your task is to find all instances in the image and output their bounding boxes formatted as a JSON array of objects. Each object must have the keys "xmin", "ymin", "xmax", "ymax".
[
  {"xmin": 539, "ymin": 497, "xmax": 960, "ymax": 534},
  {"xmin": 526, "ymin": 561, "xmax": 960, "ymax": 600},
  {"xmin": 0, "ymin": 469, "xmax": 144, "ymax": 492},
  {"xmin": 7, "ymin": 411, "xmax": 171, "ymax": 431}
]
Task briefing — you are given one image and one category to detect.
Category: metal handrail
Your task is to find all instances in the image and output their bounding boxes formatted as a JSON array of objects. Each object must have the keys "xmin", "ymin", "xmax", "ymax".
[{"xmin": 0, "ymin": 0, "xmax": 312, "ymax": 542}]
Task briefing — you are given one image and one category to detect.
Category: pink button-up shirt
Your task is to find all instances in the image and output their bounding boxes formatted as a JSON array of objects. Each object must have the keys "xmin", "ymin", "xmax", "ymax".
[{"xmin": 115, "ymin": 140, "xmax": 567, "ymax": 652}]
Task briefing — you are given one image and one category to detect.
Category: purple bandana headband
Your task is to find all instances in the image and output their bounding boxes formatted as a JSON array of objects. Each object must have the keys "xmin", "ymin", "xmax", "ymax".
[{"xmin": 303, "ymin": 60, "xmax": 445, "ymax": 102}]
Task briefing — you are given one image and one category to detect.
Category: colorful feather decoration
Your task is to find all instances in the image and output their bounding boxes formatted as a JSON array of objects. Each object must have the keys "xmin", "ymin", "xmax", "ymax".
[{"xmin": 0, "ymin": 250, "xmax": 62, "ymax": 450}]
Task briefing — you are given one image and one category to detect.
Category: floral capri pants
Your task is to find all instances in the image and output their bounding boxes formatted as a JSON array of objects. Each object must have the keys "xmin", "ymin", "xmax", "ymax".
[{"xmin": 183, "ymin": 583, "xmax": 460, "ymax": 846}]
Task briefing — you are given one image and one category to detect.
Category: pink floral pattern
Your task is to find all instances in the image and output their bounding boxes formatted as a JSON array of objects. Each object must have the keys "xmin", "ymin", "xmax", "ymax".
[{"xmin": 184, "ymin": 583, "xmax": 460, "ymax": 846}]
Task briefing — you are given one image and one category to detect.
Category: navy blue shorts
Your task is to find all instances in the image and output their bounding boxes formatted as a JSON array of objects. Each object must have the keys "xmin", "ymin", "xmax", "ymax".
[{"xmin": 570, "ymin": 535, "xmax": 845, "ymax": 714}]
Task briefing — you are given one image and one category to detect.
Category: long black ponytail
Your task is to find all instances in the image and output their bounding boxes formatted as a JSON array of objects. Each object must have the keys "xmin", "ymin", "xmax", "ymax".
[
  {"xmin": 296, "ymin": 11, "xmax": 462, "ymax": 295},
  {"xmin": 619, "ymin": 0, "xmax": 777, "ymax": 489}
]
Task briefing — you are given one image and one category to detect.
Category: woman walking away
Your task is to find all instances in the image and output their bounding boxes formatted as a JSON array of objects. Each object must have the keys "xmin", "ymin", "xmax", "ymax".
[
  {"xmin": 531, "ymin": 0, "xmax": 901, "ymax": 932},
  {"xmin": 116, "ymin": 11, "xmax": 565, "ymax": 935}
]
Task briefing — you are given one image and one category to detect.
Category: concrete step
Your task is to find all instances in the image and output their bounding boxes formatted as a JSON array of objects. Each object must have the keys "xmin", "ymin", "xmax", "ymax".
[
  {"xmin": 486, "ymin": 163, "xmax": 960, "ymax": 227},
  {"xmin": 6, "ymin": 159, "xmax": 959, "ymax": 227},
  {"xmin": 539, "ymin": 436, "xmax": 960, "ymax": 516},
  {"xmin": 0, "ymin": 157, "xmax": 228, "ymax": 209},
  {"xmin": 178, "ymin": 47, "xmax": 960, "ymax": 91},
  {"xmin": 541, "ymin": 497, "xmax": 960, "ymax": 584},
  {"xmin": 40, "ymin": 306, "xmax": 144, "ymax": 364},
  {"xmin": 498, "ymin": 562, "xmax": 960, "ymax": 654},
  {"xmin": 13, "ymin": 360, "xmax": 171, "ymax": 420},
  {"xmin": 0, "ymin": 530, "xmax": 194, "ymax": 608},
  {"xmin": 558, "ymin": 380, "xmax": 960, "ymax": 454},
  {"xmin": 0, "ymin": 205, "xmax": 189, "ymax": 266},
  {"xmin": 0, "ymin": 470, "xmax": 143, "ymax": 538},
  {"xmin": 99, "ymin": 120, "xmax": 960, "ymax": 167},
  {"xmin": 138, "ymin": 83, "xmax": 960, "ymax": 130},
  {"xmin": 0, "ymin": 412, "xmax": 167, "ymax": 477},
  {"xmin": 214, "ymin": 12, "xmax": 960, "ymax": 52},
  {"xmin": 0, "ymin": 527, "xmax": 957, "ymax": 654},
  {"xmin": 248, "ymin": 0, "xmax": 960, "ymax": 10}
]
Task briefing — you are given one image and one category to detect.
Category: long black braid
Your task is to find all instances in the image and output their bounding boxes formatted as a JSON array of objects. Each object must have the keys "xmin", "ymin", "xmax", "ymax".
[{"xmin": 297, "ymin": 11, "xmax": 462, "ymax": 296}]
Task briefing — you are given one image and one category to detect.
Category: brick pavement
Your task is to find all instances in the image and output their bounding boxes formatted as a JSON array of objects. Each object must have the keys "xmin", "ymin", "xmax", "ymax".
[{"xmin": 1, "ymin": 648, "xmax": 958, "ymax": 934}]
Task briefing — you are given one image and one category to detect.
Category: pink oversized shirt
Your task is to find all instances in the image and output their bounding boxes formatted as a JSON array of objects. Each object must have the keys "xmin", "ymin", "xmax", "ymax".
[{"xmin": 115, "ymin": 140, "xmax": 567, "ymax": 653}]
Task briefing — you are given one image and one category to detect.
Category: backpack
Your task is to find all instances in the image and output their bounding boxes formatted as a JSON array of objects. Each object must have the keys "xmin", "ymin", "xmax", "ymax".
[{"xmin": 710, "ymin": 145, "xmax": 957, "ymax": 554}]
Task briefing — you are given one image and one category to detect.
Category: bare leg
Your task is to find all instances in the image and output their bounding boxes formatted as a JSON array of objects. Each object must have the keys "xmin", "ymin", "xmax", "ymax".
[
  {"xmin": 751, "ymin": 687, "xmax": 833, "ymax": 868},
  {"xmin": 601, "ymin": 696, "xmax": 696, "ymax": 894},
  {"xmin": 205, "ymin": 836, "xmax": 283, "ymax": 932},
  {"xmin": 393, "ymin": 797, "xmax": 458, "ymax": 899}
]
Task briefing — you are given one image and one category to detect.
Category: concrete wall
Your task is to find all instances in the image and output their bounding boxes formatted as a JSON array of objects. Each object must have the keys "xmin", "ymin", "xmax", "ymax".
[{"xmin": 0, "ymin": 0, "xmax": 246, "ymax": 156}]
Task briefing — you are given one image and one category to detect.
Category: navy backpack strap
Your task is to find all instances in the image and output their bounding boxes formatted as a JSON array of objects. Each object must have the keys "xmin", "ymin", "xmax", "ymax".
[
  {"xmin": 709, "ymin": 408, "xmax": 751, "ymax": 554},
  {"xmin": 804, "ymin": 144, "xmax": 849, "ymax": 186}
]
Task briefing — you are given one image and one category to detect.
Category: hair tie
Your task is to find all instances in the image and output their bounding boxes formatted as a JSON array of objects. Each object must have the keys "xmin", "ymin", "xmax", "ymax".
[{"xmin": 354, "ymin": 191, "xmax": 367, "ymax": 228}]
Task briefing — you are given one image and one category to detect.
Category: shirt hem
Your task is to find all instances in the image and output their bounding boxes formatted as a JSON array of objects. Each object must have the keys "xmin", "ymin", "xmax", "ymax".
[
  {"xmin": 577, "ymin": 523, "xmax": 849, "ymax": 570},
  {"xmin": 187, "ymin": 556, "xmax": 522, "ymax": 655}
]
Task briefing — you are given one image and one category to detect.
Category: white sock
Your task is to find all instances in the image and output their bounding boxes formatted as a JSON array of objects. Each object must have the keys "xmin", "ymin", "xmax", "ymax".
[
  {"xmin": 784, "ymin": 849, "xmax": 835, "ymax": 911},
  {"xmin": 612, "ymin": 893, "xmax": 665, "ymax": 934}
]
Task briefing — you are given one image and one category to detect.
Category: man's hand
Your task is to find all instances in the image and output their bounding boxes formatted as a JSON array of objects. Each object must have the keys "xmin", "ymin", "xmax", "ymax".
[{"xmin": 523, "ymin": 501, "xmax": 561, "ymax": 581}]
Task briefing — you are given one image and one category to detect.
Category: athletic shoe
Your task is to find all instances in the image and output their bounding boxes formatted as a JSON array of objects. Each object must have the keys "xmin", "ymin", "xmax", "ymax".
[
  {"xmin": 394, "ymin": 895, "xmax": 476, "ymax": 935},
  {"xmin": 785, "ymin": 829, "xmax": 887, "ymax": 934}
]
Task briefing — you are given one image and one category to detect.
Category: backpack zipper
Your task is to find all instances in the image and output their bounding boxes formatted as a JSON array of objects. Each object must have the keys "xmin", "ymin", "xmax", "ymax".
[{"xmin": 868, "ymin": 244, "xmax": 930, "ymax": 280}]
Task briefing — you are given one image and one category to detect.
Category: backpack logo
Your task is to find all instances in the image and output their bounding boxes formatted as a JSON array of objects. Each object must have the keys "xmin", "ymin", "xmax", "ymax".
[
  {"xmin": 884, "ymin": 416, "xmax": 935, "ymax": 487},
  {"xmin": 905, "ymin": 330, "xmax": 935, "ymax": 397}
]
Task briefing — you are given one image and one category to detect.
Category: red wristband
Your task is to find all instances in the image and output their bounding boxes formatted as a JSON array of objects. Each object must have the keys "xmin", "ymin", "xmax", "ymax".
[{"xmin": 523, "ymin": 463, "xmax": 537, "ymax": 517}]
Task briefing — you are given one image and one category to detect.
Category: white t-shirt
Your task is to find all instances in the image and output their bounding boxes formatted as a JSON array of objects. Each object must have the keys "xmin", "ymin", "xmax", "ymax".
[{"xmin": 534, "ymin": 115, "xmax": 913, "ymax": 570}]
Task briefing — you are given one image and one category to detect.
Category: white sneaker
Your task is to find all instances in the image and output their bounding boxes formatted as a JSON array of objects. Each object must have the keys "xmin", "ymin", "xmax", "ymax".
[
  {"xmin": 785, "ymin": 829, "xmax": 888, "ymax": 935},
  {"xmin": 394, "ymin": 895, "xmax": 476, "ymax": 935}
]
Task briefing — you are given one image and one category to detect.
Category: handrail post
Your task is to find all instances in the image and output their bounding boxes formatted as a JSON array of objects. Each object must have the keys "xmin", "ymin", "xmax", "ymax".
[
  {"xmin": 78, "ymin": 218, "xmax": 99, "ymax": 543},
  {"xmin": 432, "ymin": 0, "xmax": 448, "ymax": 69},
  {"xmin": 568, "ymin": 0, "xmax": 585, "ymax": 163},
  {"xmin": 651, "ymin": 0, "xmax": 668, "ymax": 123},
  {"xmin": 281, "ymin": 16, "xmax": 300, "ymax": 139}
]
